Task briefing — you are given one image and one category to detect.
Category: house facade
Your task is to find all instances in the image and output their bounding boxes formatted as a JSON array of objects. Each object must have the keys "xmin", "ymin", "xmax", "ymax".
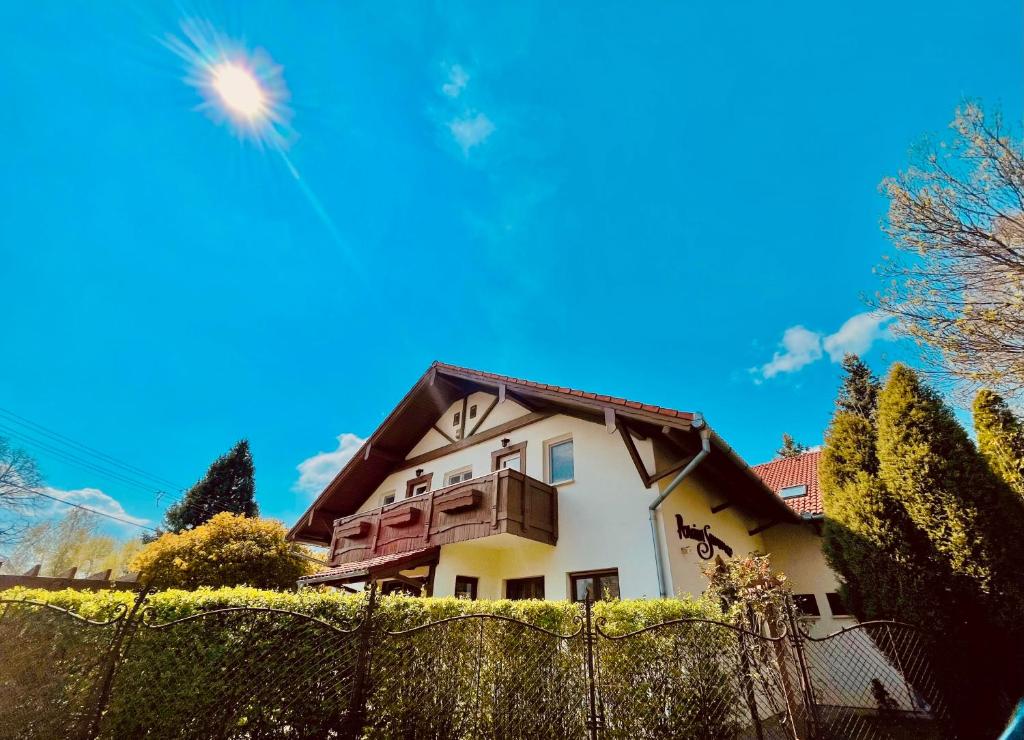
[{"xmin": 290, "ymin": 363, "xmax": 848, "ymax": 634}]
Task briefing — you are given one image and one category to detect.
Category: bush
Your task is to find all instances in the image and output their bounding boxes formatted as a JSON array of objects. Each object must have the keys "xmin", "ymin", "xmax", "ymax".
[{"xmin": 129, "ymin": 513, "xmax": 316, "ymax": 590}]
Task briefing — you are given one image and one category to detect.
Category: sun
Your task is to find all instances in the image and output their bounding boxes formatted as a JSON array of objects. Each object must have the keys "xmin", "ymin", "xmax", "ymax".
[
  {"xmin": 164, "ymin": 19, "xmax": 292, "ymax": 148},
  {"xmin": 210, "ymin": 62, "xmax": 267, "ymax": 120}
]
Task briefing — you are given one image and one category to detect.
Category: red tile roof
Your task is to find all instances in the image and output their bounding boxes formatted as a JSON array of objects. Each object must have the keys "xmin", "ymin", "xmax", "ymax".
[
  {"xmin": 298, "ymin": 547, "xmax": 439, "ymax": 585},
  {"xmin": 433, "ymin": 362, "xmax": 695, "ymax": 421},
  {"xmin": 751, "ymin": 450, "xmax": 822, "ymax": 516}
]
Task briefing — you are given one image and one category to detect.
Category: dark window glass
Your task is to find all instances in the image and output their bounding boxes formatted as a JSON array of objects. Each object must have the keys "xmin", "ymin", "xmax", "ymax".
[
  {"xmin": 506, "ymin": 576, "xmax": 544, "ymax": 600},
  {"xmin": 570, "ymin": 570, "xmax": 620, "ymax": 603},
  {"xmin": 826, "ymin": 592, "xmax": 850, "ymax": 616},
  {"xmin": 793, "ymin": 594, "xmax": 820, "ymax": 617},
  {"xmin": 381, "ymin": 581, "xmax": 419, "ymax": 596},
  {"xmin": 455, "ymin": 576, "xmax": 478, "ymax": 600},
  {"xmin": 453, "ymin": 412, "xmax": 461, "ymax": 427},
  {"xmin": 469, "ymin": 405, "xmax": 477, "ymax": 419}
]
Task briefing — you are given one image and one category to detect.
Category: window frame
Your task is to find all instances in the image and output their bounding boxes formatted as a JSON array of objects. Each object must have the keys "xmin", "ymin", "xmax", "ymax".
[
  {"xmin": 505, "ymin": 576, "xmax": 544, "ymax": 600},
  {"xmin": 381, "ymin": 491, "xmax": 396, "ymax": 507},
  {"xmin": 491, "ymin": 441, "xmax": 527, "ymax": 473},
  {"xmin": 454, "ymin": 575, "xmax": 478, "ymax": 600},
  {"xmin": 569, "ymin": 569, "xmax": 620, "ymax": 603},
  {"xmin": 826, "ymin": 592, "xmax": 851, "ymax": 617},
  {"xmin": 793, "ymin": 593, "xmax": 821, "ymax": 617},
  {"xmin": 445, "ymin": 467, "xmax": 474, "ymax": 486},
  {"xmin": 404, "ymin": 472, "xmax": 433, "ymax": 499},
  {"xmin": 545, "ymin": 436, "xmax": 575, "ymax": 485},
  {"xmin": 780, "ymin": 484, "xmax": 808, "ymax": 499}
]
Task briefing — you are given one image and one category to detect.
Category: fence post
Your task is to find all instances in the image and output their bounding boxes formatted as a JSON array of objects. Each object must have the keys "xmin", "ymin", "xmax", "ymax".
[
  {"xmin": 81, "ymin": 584, "xmax": 151, "ymax": 740},
  {"xmin": 582, "ymin": 598, "xmax": 603, "ymax": 740},
  {"xmin": 341, "ymin": 581, "xmax": 378, "ymax": 740},
  {"xmin": 784, "ymin": 598, "xmax": 820, "ymax": 740},
  {"xmin": 740, "ymin": 605, "xmax": 766, "ymax": 740}
]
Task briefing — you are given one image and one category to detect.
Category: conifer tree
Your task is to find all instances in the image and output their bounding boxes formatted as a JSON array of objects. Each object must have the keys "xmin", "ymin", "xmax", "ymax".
[
  {"xmin": 165, "ymin": 440, "xmax": 258, "ymax": 532},
  {"xmin": 974, "ymin": 389, "xmax": 1024, "ymax": 501},
  {"xmin": 775, "ymin": 433, "xmax": 808, "ymax": 459},
  {"xmin": 835, "ymin": 353, "xmax": 879, "ymax": 418}
]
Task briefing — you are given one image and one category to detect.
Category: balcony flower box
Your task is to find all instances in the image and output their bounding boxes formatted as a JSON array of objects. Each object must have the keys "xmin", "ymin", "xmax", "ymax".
[
  {"xmin": 336, "ymin": 520, "xmax": 372, "ymax": 540},
  {"xmin": 381, "ymin": 507, "xmax": 420, "ymax": 528},
  {"xmin": 435, "ymin": 489, "xmax": 482, "ymax": 514}
]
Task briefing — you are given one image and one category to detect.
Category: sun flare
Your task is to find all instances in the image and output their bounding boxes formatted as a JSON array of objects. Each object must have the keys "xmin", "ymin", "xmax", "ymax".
[{"xmin": 211, "ymin": 62, "xmax": 267, "ymax": 120}]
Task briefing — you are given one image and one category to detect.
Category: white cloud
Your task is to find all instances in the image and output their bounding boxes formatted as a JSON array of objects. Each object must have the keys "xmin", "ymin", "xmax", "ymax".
[
  {"xmin": 753, "ymin": 310, "xmax": 897, "ymax": 382},
  {"xmin": 41, "ymin": 486, "xmax": 150, "ymax": 528},
  {"xmin": 442, "ymin": 64, "xmax": 469, "ymax": 98},
  {"xmin": 448, "ymin": 112, "xmax": 495, "ymax": 154},
  {"xmin": 294, "ymin": 433, "xmax": 366, "ymax": 496},
  {"xmin": 757, "ymin": 326, "xmax": 824, "ymax": 380},
  {"xmin": 822, "ymin": 311, "xmax": 894, "ymax": 361}
]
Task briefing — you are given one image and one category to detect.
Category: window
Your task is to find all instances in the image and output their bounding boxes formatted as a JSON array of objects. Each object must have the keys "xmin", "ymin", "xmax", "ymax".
[
  {"xmin": 469, "ymin": 404, "xmax": 477, "ymax": 419},
  {"xmin": 793, "ymin": 594, "xmax": 820, "ymax": 617},
  {"xmin": 548, "ymin": 438, "xmax": 574, "ymax": 483},
  {"xmin": 381, "ymin": 491, "xmax": 396, "ymax": 506},
  {"xmin": 570, "ymin": 569, "xmax": 620, "ymax": 603},
  {"xmin": 492, "ymin": 442, "xmax": 527, "ymax": 473},
  {"xmin": 506, "ymin": 576, "xmax": 544, "ymax": 600},
  {"xmin": 453, "ymin": 411, "xmax": 461, "ymax": 427},
  {"xmin": 826, "ymin": 592, "xmax": 850, "ymax": 617},
  {"xmin": 780, "ymin": 485, "xmax": 808, "ymax": 499},
  {"xmin": 455, "ymin": 576, "xmax": 478, "ymax": 600},
  {"xmin": 405, "ymin": 473, "xmax": 433, "ymax": 499},
  {"xmin": 445, "ymin": 467, "xmax": 473, "ymax": 486}
]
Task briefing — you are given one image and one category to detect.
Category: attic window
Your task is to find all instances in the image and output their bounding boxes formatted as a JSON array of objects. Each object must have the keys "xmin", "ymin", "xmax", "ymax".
[
  {"xmin": 469, "ymin": 404, "xmax": 477, "ymax": 419},
  {"xmin": 453, "ymin": 411, "xmax": 461, "ymax": 427},
  {"xmin": 780, "ymin": 485, "xmax": 807, "ymax": 499}
]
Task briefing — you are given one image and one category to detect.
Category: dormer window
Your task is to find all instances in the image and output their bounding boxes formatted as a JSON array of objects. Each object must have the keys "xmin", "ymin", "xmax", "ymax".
[{"xmin": 780, "ymin": 484, "xmax": 807, "ymax": 499}]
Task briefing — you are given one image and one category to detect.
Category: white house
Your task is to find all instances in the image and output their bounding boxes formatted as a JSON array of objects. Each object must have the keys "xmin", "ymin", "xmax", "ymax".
[{"xmin": 290, "ymin": 363, "xmax": 849, "ymax": 634}]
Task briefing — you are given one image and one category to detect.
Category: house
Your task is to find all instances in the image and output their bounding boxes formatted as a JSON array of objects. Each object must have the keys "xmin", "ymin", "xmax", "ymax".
[{"xmin": 290, "ymin": 363, "xmax": 849, "ymax": 633}]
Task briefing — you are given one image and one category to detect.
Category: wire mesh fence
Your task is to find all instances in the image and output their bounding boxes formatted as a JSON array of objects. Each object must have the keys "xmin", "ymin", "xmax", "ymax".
[{"xmin": 0, "ymin": 590, "xmax": 952, "ymax": 739}]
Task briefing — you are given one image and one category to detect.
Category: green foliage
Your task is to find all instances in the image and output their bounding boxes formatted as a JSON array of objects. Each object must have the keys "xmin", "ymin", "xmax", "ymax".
[
  {"xmin": 836, "ymin": 353, "xmax": 880, "ymax": 419},
  {"xmin": 165, "ymin": 439, "xmax": 257, "ymax": 532},
  {"xmin": 776, "ymin": 433, "xmax": 808, "ymax": 459},
  {"xmin": 4, "ymin": 509, "xmax": 142, "ymax": 577},
  {"xmin": 703, "ymin": 553, "xmax": 789, "ymax": 628},
  {"xmin": 974, "ymin": 389, "xmax": 1024, "ymax": 501},
  {"xmin": 130, "ymin": 513, "xmax": 316, "ymax": 590}
]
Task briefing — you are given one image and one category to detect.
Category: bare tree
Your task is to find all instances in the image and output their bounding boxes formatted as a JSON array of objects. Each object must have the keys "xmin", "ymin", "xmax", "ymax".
[
  {"xmin": 0, "ymin": 435, "xmax": 43, "ymax": 546},
  {"xmin": 878, "ymin": 103, "xmax": 1024, "ymax": 396}
]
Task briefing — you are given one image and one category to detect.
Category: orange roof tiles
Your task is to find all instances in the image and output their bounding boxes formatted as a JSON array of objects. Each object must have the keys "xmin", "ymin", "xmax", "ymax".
[{"xmin": 751, "ymin": 450, "xmax": 823, "ymax": 516}]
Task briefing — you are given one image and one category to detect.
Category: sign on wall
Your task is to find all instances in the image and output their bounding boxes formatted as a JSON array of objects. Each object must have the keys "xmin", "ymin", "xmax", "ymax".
[{"xmin": 675, "ymin": 514, "xmax": 734, "ymax": 560}]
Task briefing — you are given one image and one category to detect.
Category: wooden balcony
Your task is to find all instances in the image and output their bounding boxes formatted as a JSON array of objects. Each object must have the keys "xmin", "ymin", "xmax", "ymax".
[{"xmin": 328, "ymin": 469, "xmax": 558, "ymax": 567}]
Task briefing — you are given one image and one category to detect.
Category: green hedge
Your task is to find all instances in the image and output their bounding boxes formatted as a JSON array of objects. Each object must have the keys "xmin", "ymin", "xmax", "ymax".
[{"xmin": 0, "ymin": 585, "xmax": 725, "ymax": 634}]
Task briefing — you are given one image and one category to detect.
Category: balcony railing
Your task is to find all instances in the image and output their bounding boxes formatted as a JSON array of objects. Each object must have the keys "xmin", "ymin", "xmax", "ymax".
[{"xmin": 328, "ymin": 469, "xmax": 558, "ymax": 566}]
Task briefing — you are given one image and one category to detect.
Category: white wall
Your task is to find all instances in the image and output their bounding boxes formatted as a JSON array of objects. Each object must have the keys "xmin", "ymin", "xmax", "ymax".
[{"xmin": 353, "ymin": 400, "xmax": 665, "ymax": 599}]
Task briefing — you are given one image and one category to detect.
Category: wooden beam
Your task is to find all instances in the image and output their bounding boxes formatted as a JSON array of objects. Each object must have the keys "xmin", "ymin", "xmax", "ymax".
[
  {"xmin": 710, "ymin": 501, "xmax": 732, "ymax": 514},
  {"xmin": 604, "ymin": 408, "xmax": 616, "ymax": 434},
  {"xmin": 467, "ymin": 396, "xmax": 499, "ymax": 437},
  {"xmin": 432, "ymin": 424, "xmax": 457, "ymax": 444},
  {"xmin": 87, "ymin": 569, "xmax": 112, "ymax": 581},
  {"xmin": 647, "ymin": 454, "xmax": 696, "ymax": 486},
  {"xmin": 403, "ymin": 411, "xmax": 554, "ymax": 469},
  {"xmin": 618, "ymin": 424, "xmax": 652, "ymax": 488},
  {"xmin": 506, "ymin": 390, "xmax": 537, "ymax": 412},
  {"xmin": 459, "ymin": 397, "xmax": 468, "ymax": 440},
  {"xmin": 748, "ymin": 521, "xmax": 777, "ymax": 536},
  {"xmin": 497, "ymin": 382, "xmax": 506, "ymax": 404}
]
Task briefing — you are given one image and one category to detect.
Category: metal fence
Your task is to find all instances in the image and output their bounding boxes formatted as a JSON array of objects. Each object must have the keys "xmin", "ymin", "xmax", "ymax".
[{"xmin": 0, "ymin": 589, "xmax": 951, "ymax": 740}]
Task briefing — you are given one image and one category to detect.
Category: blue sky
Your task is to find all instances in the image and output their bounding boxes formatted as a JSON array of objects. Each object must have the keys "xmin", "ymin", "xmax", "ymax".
[{"xmin": 1, "ymin": 1, "xmax": 1020, "ymax": 537}]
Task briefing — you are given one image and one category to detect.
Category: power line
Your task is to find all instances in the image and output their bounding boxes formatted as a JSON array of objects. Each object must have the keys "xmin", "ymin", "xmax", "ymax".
[
  {"xmin": 6, "ymin": 481, "xmax": 158, "ymax": 532},
  {"xmin": 0, "ymin": 407, "xmax": 185, "ymax": 491}
]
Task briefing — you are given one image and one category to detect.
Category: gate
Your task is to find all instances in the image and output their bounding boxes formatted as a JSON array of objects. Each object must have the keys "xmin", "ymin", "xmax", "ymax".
[{"xmin": 0, "ymin": 590, "xmax": 951, "ymax": 739}]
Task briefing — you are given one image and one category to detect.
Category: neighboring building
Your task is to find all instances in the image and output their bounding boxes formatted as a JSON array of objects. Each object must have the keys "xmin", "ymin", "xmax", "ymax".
[{"xmin": 290, "ymin": 363, "xmax": 850, "ymax": 632}]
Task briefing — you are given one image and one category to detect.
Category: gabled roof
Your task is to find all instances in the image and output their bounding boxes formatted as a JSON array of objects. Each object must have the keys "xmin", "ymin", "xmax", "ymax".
[
  {"xmin": 751, "ymin": 450, "xmax": 823, "ymax": 517},
  {"xmin": 290, "ymin": 362, "xmax": 798, "ymax": 544}
]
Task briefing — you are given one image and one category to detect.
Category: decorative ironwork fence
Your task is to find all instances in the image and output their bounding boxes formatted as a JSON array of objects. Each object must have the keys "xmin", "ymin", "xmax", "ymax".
[{"xmin": 0, "ymin": 589, "xmax": 951, "ymax": 740}]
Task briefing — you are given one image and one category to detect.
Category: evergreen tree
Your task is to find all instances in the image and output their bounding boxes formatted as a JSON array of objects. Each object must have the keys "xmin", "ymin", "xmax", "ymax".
[
  {"xmin": 974, "ymin": 389, "xmax": 1024, "ymax": 502},
  {"xmin": 775, "ymin": 433, "xmax": 808, "ymax": 459},
  {"xmin": 835, "ymin": 353, "xmax": 879, "ymax": 418},
  {"xmin": 165, "ymin": 440, "xmax": 258, "ymax": 532}
]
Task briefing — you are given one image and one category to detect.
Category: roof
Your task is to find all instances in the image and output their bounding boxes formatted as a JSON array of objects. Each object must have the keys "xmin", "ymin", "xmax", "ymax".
[
  {"xmin": 298, "ymin": 547, "xmax": 440, "ymax": 586},
  {"xmin": 751, "ymin": 450, "xmax": 823, "ymax": 516},
  {"xmin": 290, "ymin": 361, "xmax": 798, "ymax": 544}
]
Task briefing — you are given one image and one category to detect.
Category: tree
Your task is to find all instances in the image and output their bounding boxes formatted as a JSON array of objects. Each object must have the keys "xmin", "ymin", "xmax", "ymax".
[
  {"xmin": 775, "ymin": 433, "xmax": 808, "ymax": 459},
  {"xmin": 164, "ymin": 440, "xmax": 257, "ymax": 532},
  {"xmin": 131, "ymin": 512, "xmax": 315, "ymax": 590},
  {"xmin": 0, "ymin": 435, "xmax": 43, "ymax": 546},
  {"xmin": 974, "ymin": 389, "xmax": 1024, "ymax": 501},
  {"xmin": 878, "ymin": 103, "xmax": 1024, "ymax": 395},
  {"xmin": 3, "ymin": 509, "xmax": 141, "ymax": 576},
  {"xmin": 835, "ymin": 354, "xmax": 880, "ymax": 418}
]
